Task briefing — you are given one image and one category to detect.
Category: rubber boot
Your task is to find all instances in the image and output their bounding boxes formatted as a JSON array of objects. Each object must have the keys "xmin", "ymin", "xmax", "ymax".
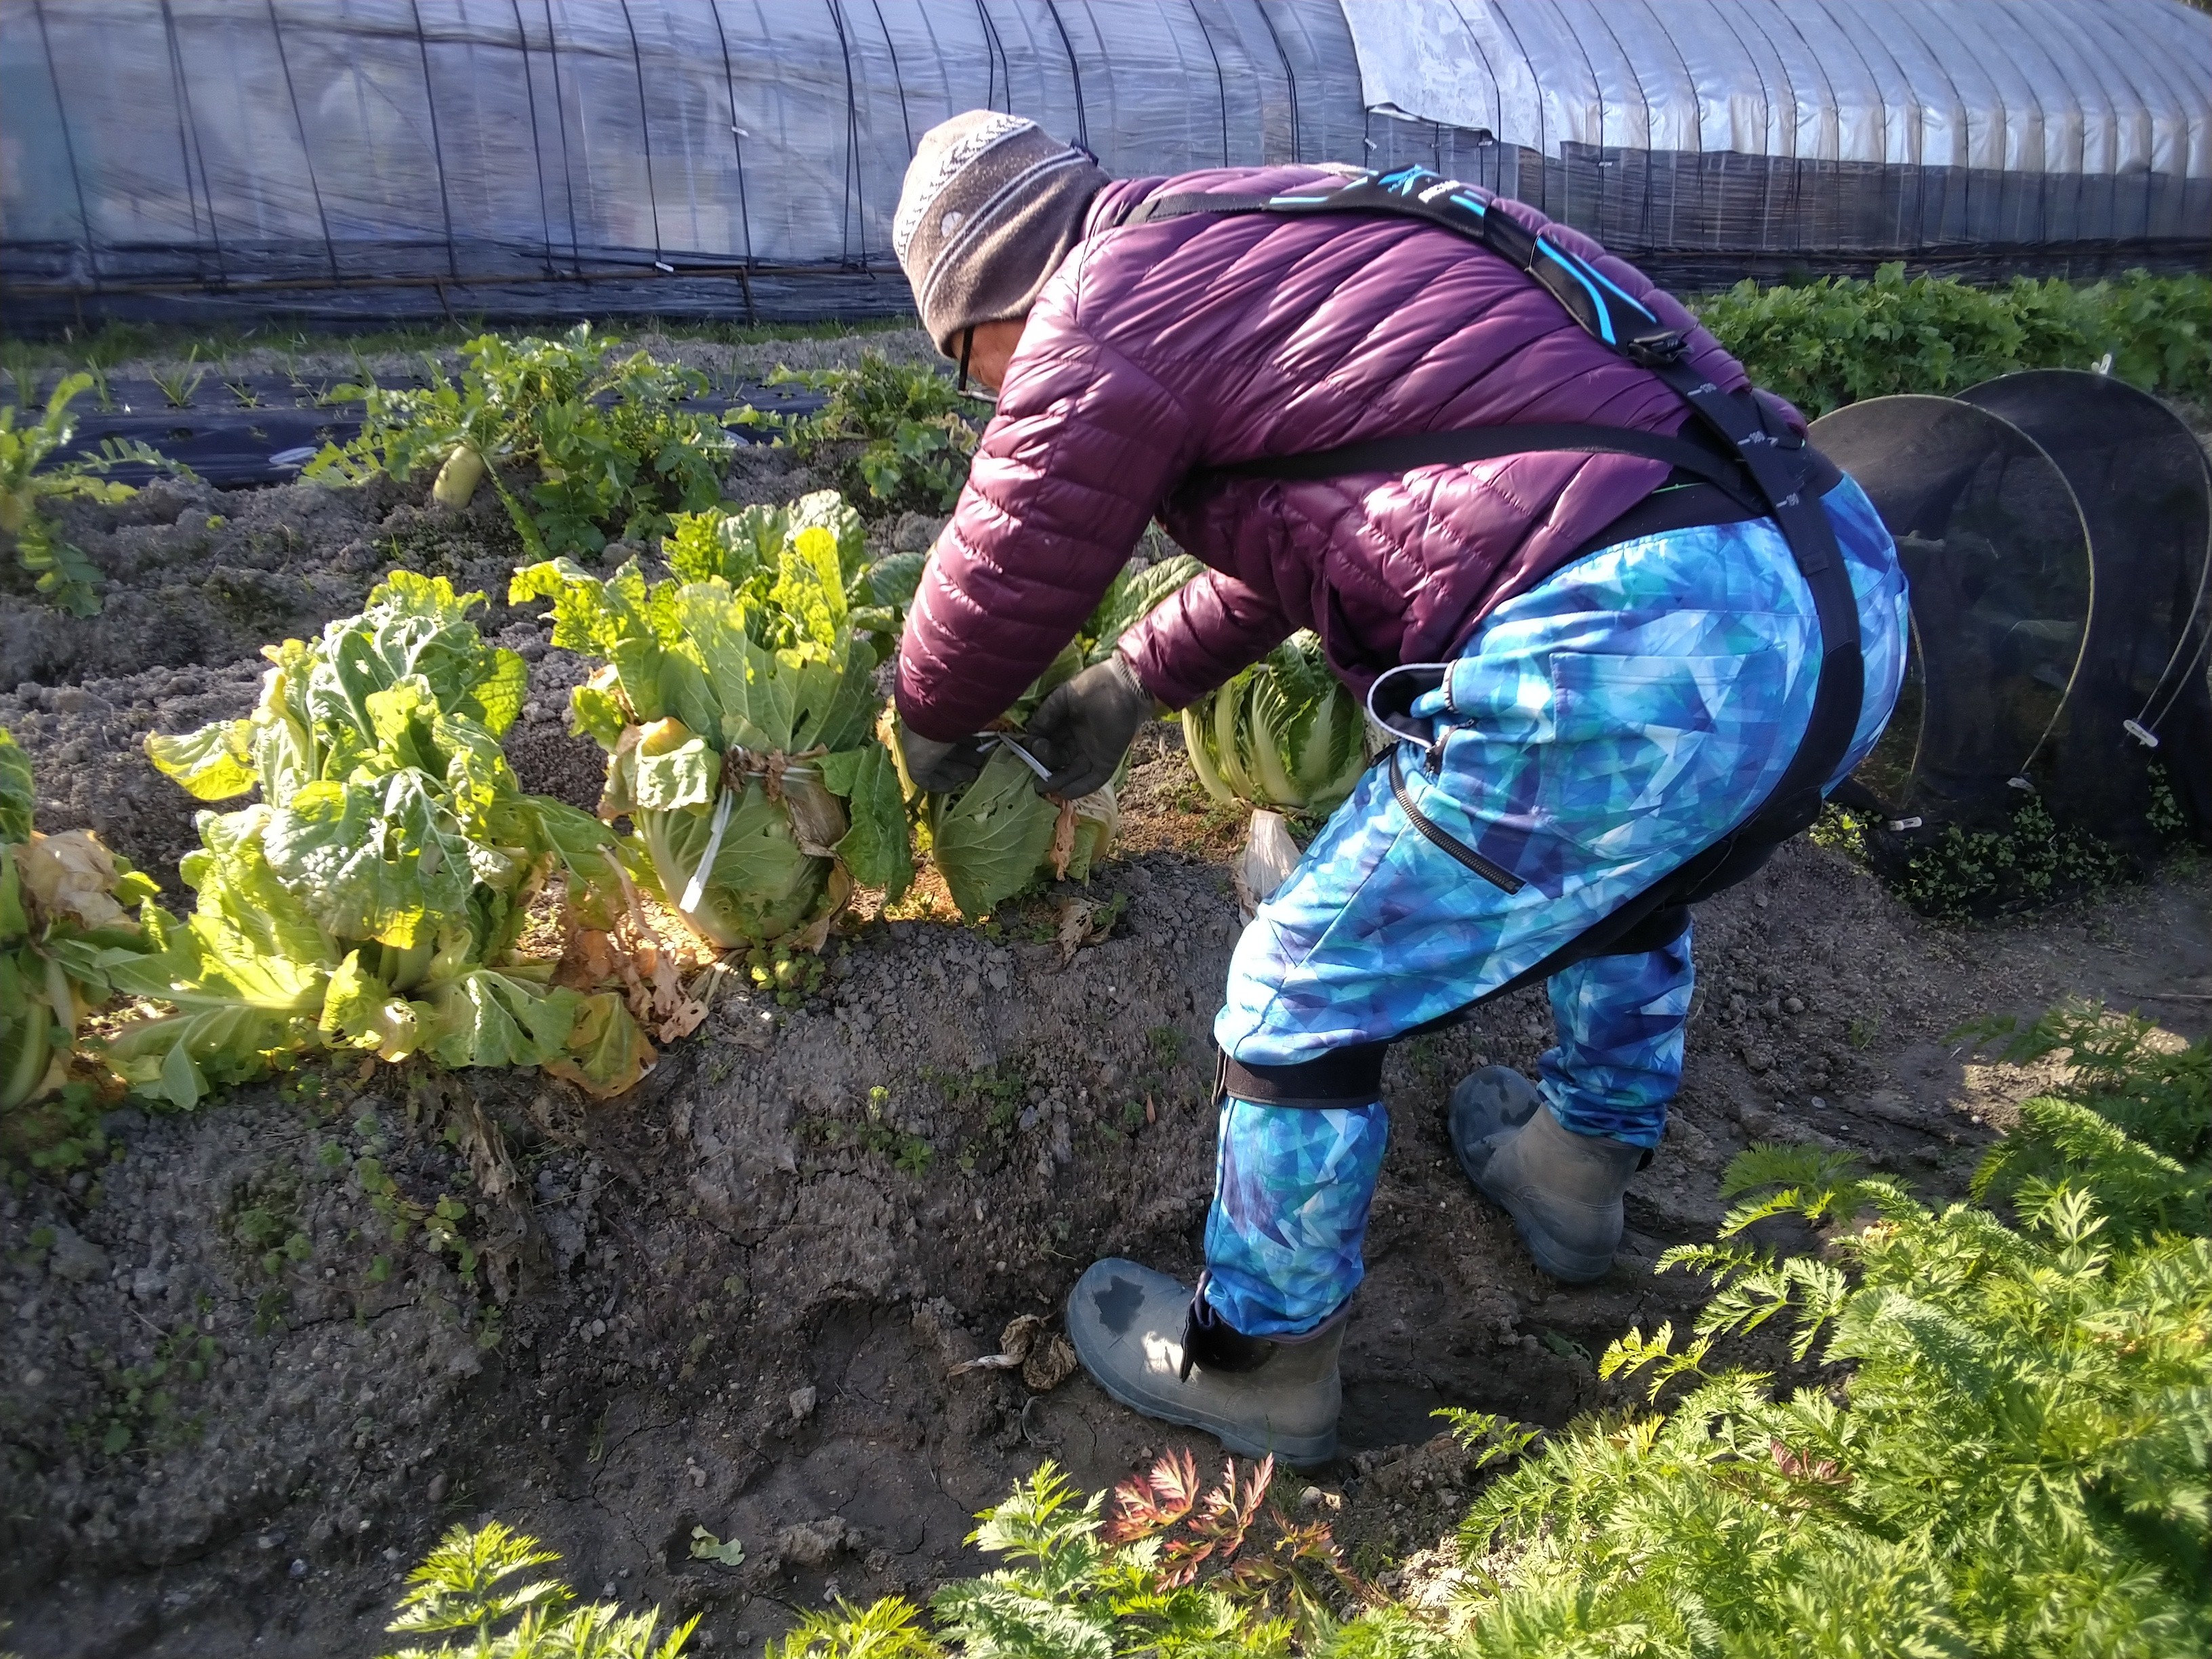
[
  {"xmin": 1449, "ymin": 1065, "xmax": 1644, "ymax": 1283},
  {"xmin": 1065, "ymin": 1258, "xmax": 1344, "ymax": 1465}
]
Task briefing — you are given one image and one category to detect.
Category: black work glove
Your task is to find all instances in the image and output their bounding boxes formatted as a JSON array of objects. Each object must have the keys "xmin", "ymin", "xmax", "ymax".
[
  {"xmin": 1023, "ymin": 656, "xmax": 1154, "ymax": 798},
  {"xmin": 897, "ymin": 722, "xmax": 991, "ymax": 793}
]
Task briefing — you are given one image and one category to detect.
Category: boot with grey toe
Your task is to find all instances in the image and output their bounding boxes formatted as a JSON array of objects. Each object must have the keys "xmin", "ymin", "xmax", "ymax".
[
  {"xmin": 1449, "ymin": 1065, "xmax": 1646, "ymax": 1283},
  {"xmin": 1065, "ymin": 1258, "xmax": 1344, "ymax": 1465}
]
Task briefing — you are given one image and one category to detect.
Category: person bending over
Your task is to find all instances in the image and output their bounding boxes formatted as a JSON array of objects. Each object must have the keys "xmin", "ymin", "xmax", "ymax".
[{"xmin": 886, "ymin": 112, "xmax": 1908, "ymax": 1465}]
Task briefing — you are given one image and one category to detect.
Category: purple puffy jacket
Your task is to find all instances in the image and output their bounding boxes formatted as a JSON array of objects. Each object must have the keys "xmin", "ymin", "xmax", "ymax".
[{"xmin": 895, "ymin": 165, "xmax": 1784, "ymax": 742}]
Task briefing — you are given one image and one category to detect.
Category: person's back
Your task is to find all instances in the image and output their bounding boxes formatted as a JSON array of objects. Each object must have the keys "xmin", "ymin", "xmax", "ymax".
[
  {"xmin": 900, "ymin": 162, "xmax": 1781, "ymax": 737},
  {"xmin": 885, "ymin": 114, "xmax": 1908, "ymax": 1465}
]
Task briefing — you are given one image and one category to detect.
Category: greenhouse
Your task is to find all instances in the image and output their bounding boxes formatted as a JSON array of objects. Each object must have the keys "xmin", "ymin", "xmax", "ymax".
[{"xmin": 2, "ymin": 0, "xmax": 2206, "ymax": 324}]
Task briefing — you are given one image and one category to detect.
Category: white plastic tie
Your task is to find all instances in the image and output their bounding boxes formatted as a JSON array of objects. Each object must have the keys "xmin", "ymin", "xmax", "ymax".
[
  {"xmin": 1887, "ymin": 816, "xmax": 1923, "ymax": 832},
  {"xmin": 678, "ymin": 787, "xmax": 737, "ymax": 915},
  {"xmin": 2007, "ymin": 776, "xmax": 2036, "ymax": 792},
  {"xmin": 992, "ymin": 733, "xmax": 1054, "ymax": 783},
  {"xmin": 2122, "ymin": 718, "xmax": 2160, "ymax": 750}
]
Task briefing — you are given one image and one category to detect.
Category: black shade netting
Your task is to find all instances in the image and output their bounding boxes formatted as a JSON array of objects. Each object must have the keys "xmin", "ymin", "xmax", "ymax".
[
  {"xmin": 1810, "ymin": 395, "xmax": 2093, "ymax": 845},
  {"xmin": 1955, "ymin": 371, "xmax": 2212, "ymax": 847}
]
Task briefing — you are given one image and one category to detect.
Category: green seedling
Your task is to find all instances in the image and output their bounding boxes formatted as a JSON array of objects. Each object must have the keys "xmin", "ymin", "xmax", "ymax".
[
  {"xmin": 1, "ymin": 342, "xmax": 41, "ymax": 407},
  {"xmin": 150, "ymin": 349, "xmax": 210, "ymax": 409}
]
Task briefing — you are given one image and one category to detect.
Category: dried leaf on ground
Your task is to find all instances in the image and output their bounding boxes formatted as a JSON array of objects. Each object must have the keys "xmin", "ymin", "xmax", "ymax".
[
  {"xmin": 1021, "ymin": 1332, "xmax": 1080, "ymax": 1391},
  {"xmin": 950, "ymin": 1312, "xmax": 1078, "ymax": 1388}
]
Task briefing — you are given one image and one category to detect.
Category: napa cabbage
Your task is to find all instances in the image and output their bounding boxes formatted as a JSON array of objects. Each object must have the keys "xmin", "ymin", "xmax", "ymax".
[
  {"xmin": 1183, "ymin": 631, "xmax": 1366, "ymax": 815},
  {"xmin": 0, "ymin": 727, "xmax": 162, "ymax": 1118},
  {"xmin": 115, "ymin": 573, "xmax": 650, "ymax": 1107},
  {"xmin": 510, "ymin": 490, "xmax": 912, "ymax": 949}
]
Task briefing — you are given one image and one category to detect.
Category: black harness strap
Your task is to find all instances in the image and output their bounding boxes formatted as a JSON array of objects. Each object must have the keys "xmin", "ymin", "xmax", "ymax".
[
  {"xmin": 1121, "ymin": 167, "xmax": 1869, "ymax": 1108},
  {"xmin": 1216, "ymin": 1044, "xmax": 1388, "ymax": 1112},
  {"xmin": 1216, "ymin": 420, "xmax": 1756, "ymax": 493}
]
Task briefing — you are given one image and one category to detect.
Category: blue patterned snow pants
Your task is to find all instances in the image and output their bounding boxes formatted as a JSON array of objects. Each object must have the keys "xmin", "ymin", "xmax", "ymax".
[{"xmin": 1202, "ymin": 478, "xmax": 1908, "ymax": 1336}]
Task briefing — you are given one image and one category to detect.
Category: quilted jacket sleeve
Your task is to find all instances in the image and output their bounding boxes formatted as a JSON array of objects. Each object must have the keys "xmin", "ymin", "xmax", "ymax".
[
  {"xmin": 1114, "ymin": 566, "xmax": 1288, "ymax": 711},
  {"xmin": 894, "ymin": 326, "xmax": 1197, "ymax": 741}
]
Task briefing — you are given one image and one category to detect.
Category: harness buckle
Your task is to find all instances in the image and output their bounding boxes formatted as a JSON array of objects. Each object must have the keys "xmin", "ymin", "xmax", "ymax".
[{"xmin": 1625, "ymin": 329, "xmax": 1687, "ymax": 367}]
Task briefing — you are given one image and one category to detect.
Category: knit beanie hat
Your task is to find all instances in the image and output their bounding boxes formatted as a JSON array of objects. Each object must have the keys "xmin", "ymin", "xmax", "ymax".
[{"xmin": 893, "ymin": 111, "xmax": 1109, "ymax": 356}]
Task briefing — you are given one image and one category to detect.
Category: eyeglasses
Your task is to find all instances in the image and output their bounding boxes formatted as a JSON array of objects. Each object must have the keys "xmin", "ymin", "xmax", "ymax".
[{"xmin": 956, "ymin": 325, "xmax": 975, "ymax": 394}]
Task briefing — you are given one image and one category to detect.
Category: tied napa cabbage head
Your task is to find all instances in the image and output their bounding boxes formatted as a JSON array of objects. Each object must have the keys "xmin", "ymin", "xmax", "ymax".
[
  {"xmin": 894, "ymin": 552, "xmax": 1202, "ymax": 921},
  {"xmin": 512, "ymin": 490, "xmax": 912, "ymax": 949},
  {"xmin": 113, "ymin": 573, "xmax": 650, "ymax": 1108}
]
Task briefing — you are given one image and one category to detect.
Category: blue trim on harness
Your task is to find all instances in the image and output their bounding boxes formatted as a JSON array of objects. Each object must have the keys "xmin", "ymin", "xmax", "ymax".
[{"xmin": 1536, "ymin": 241, "xmax": 1620, "ymax": 343}]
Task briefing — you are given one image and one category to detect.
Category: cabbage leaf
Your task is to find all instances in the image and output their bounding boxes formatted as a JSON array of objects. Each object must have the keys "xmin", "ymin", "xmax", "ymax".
[{"xmin": 925, "ymin": 745, "xmax": 1061, "ymax": 921}]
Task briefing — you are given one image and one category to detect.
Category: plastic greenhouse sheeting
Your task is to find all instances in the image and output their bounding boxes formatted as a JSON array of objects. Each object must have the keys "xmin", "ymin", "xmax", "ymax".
[
  {"xmin": 1, "ymin": 1, "xmax": 2207, "ymax": 329},
  {"xmin": 1340, "ymin": 0, "xmax": 2212, "ymax": 282},
  {"xmin": 0, "ymin": 0, "xmax": 1370, "ymax": 325}
]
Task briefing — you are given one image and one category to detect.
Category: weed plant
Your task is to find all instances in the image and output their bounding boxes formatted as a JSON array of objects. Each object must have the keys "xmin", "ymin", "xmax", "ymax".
[
  {"xmin": 2146, "ymin": 764, "xmax": 2188, "ymax": 844},
  {"xmin": 386, "ymin": 1003, "xmax": 2210, "ymax": 1657},
  {"xmin": 1891, "ymin": 796, "xmax": 2134, "ymax": 920},
  {"xmin": 0, "ymin": 374, "xmax": 188, "ymax": 614},
  {"xmin": 1812, "ymin": 796, "xmax": 2137, "ymax": 921},
  {"xmin": 743, "ymin": 352, "xmax": 982, "ymax": 512}
]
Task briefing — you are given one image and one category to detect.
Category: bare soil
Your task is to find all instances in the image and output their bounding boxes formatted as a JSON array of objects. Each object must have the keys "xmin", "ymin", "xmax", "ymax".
[{"xmin": 2, "ymin": 438, "xmax": 2208, "ymax": 1658}]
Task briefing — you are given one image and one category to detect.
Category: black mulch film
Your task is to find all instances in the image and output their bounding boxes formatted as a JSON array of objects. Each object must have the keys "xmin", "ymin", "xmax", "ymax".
[{"xmin": 20, "ymin": 374, "xmax": 827, "ymax": 490}]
